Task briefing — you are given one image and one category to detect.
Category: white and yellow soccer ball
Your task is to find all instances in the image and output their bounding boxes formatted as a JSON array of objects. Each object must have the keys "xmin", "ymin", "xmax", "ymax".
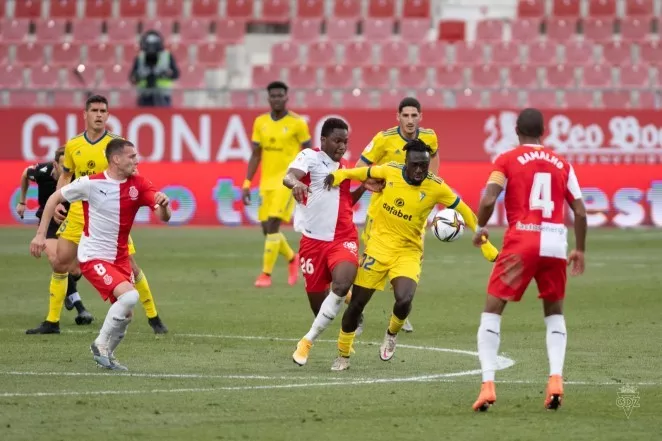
[{"xmin": 431, "ymin": 208, "xmax": 465, "ymax": 242}]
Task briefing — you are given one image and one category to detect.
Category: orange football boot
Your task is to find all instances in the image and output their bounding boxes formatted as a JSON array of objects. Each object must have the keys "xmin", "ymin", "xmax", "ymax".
[
  {"xmin": 288, "ymin": 253, "xmax": 299, "ymax": 286},
  {"xmin": 472, "ymin": 381, "xmax": 497, "ymax": 412},
  {"xmin": 254, "ymin": 273, "xmax": 272, "ymax": 288},
  {"xmin": 544, "ymin": 374, "xmax": 564, "ymax": 410}
]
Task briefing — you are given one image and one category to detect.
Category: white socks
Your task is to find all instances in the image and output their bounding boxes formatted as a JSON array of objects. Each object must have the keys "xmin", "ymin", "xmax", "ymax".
[
  {"xmin": 545, "ymin": 314, "xmax": 567, "ymax": 376},
  {"xmin": 95, "ymin": 290, "xmax": 139, "ymax": 350},
  {"xmin": 477, "ymin": 312, "xmax": 501, "ymax": 382},
  {"xmin": 304, "ymin": 291, "xmax": 345, "ymax": 343}
]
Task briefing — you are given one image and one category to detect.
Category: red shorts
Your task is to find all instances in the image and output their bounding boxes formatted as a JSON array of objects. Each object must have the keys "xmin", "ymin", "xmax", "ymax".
[
  {"xmin": 80, "ymin": 258, "xmax": 134, "ymax": 304},
  {"xmin": 487, "ymin": 249, "xmax": 567, "ymax": 302},
  {"xmin": 298, "ymin": 236, "xmax": 359, "ymax": 293}
]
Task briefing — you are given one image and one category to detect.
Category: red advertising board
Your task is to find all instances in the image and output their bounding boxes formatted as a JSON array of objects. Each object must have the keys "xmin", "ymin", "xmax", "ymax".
[
  {"xmin": 2, "ymin": 109, "xmax": 662, "ymax": 164},
  {"xmin": 3, "ymin": 161, "xmax": 661, "ymax": 228}
]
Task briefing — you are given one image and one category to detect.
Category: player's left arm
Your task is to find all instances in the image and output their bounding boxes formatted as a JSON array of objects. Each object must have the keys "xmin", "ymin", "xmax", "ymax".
[
  {"xmin": 428, "ymin": 133, "xmax": 440, "ymax": 174},
  {"xmin": 324, "ymin": 166, "xmax": 387, "ymax": 189},
  {"xmin": 297, "ymin": 118, "xmax": 312, "ymax": 149},
  {"xmin": 139, "ymin": 178, "xmax": 171, "ymax": 222}
]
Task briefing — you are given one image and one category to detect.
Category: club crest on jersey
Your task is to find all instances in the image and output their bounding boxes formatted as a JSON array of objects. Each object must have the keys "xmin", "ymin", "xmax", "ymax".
[
  {"xmin": 394, "ymin": 198, "xmax": 405, "ymax": 207},
  {"xmin": 419, "ymin": 191, "xmax": 426, "ymax": 201},
  {"xmin": 87, "ymin": 160, "xmax": 95, "ymax": 169},
  {"xmin": 103, "ymin": 274, "xmax": 113, "ymax": 285},
  {"xmin": 129, "ymin": 186, "xmax": 139, "ymax": 200},
  {"xmin": 343, "ymin": 241, "xmax": 358, "ymax": 255}
]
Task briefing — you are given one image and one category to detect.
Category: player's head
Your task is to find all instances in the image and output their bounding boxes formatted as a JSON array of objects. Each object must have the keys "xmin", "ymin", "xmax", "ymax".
[
  {"xmin": 52, "ymin": 146, "xmax": 65, "ymax": 180},
  {"xmin": 397, "ymin": 97, "xmax": 422, "ymax": 139},
  {"xmin": 105, "ymin": 138, "xmax": 138, "ymax": 178},
  {"xmin": 516, "ymin": 108, "xmax": 545, "ymax": 143},
  {"xmin": 84, "ymin": 94, "xmax": 109, "ymax": 133},
  {"xmin": 320, "ymin": 118, "xmax": 349, "ymax": 162},
  {"xmin": 403, "ymin": 139, "xmax": 432, "ymax": 185},
  {"xmin": 267, "ymin": 81, "xmax": 288, "ymax": 113}
]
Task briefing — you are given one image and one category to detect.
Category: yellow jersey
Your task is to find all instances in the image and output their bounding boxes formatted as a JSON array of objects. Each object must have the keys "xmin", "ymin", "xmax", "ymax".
[
  {"xmin": 251, "ymin": 112, "xmax": 311, "ymax": 190},
  {"xmin": 332, "ymin": 163, "xmax": 478, "ymax": 258},
  {"xmin": 63, "ymin": 130, "xmax": 123, "ymax": 217}
]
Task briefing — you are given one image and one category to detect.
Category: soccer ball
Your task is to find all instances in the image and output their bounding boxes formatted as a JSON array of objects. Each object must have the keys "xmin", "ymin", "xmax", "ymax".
[{"xmin": 431, "ymin": 209, "xmax": 465, "ymax": 242}]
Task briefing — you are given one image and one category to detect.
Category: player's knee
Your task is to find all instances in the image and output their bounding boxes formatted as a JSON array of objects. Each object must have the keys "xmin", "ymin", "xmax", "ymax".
[
  {"xmin": 265, "ymin": 218, "xmax": 281, "ymax": 234},
  {"xmin": 394, "ymin": 292, "xmax": 414, "ymax": 310},
  {"xmin": 331, "ymin": 280, "xmax": 352, "ymax": 297}
]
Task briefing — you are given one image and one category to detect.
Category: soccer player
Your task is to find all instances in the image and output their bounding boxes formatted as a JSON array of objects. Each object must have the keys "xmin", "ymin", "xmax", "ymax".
[
  {"xmin": 18, "ymin": 147, "xmax": 93, "ymax": 332},
  {"xmin": 324, "ymin": 139, "xmax": 500, "ymax": 371},
  {"xmin": 282, "ymin": 118, "xmax": 367, "ymax": 366},
  {"xmin": 26, "ymin": 95, "xmax": 168, "ymax": 335},
  {"xmin": 243, "ymin": 81, "xmax": 312, "ymax": 288},
  {"xmin": 355, "ymin": 97, "xmax": 439, "ymax": 333},
  {"xmin": 470, "ymin": 108, "xmax": 587, "ymax": 412},
  {"xmin": 30, "ymin": 139, "xmax": 172, "ymax": 370}
]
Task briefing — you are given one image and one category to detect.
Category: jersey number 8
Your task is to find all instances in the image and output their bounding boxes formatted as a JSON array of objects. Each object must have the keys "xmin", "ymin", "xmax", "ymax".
[{"xmin": 529, "ymin": 172, "xmax": 555, "ymax": 218}]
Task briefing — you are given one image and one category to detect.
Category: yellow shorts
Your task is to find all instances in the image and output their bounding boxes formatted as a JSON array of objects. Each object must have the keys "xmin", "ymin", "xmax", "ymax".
[
  {"xmin": 58, "ymin": 211, "xmax": 136, "ymax": 255},
  {"xmin": 258, "ymin": 186, "xmax": 295, "ymax": 223},
  {"xmin": 354, "ymin": 251, "xmax": 422, "ymax": 291}
]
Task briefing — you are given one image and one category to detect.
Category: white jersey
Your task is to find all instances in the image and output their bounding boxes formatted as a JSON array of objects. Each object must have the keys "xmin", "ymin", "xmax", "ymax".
[
  {"xmin": 288, "ymin": 149, "xmax": 357, "ymax": 242},
  {"xmin": 60, "ymin": 172, "xmax": 156, "ymax": 263}
]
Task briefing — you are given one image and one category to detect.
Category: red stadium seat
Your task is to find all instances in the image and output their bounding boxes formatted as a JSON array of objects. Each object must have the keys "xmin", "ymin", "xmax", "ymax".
[
  {"xmin": 561, "ymin": 90, "xmax": 596, "ymax": 108},
  {"xmin": 326, "ymin": 19, "xmax": 358, "ymax": 40},
  {"xmin": 517, "ymin": 0, "xmax": 545, "ymax": 18},
  {"xmin": 363, "ymin": 18, "xmax": 394, "ymax": 41},
  {"xmin": 552, "ymin": 0, "xmax": 580, "ymax": 16},
  {"xmin": 252, "ymin": 65, "xmax": 279, "ymax": 88},
  {"xmin": 368, "ymin": 0, "xmax": 395, "ymax": 18},
  {"xmin": 106, "ymin": 19, "xmax": 140, "ymax": 43},
  {"xmin": 300, "ymin": 89, "xmax": 333, "ymax": 108},
  {"xmin": 417, "ymin": 89, "xmax": 445, "ymax": 109},
  {"xmin": 361, "ymin": 65, "xmax": 390, "ymax": 87},
  {"xmin": 601, "ymin": 41, "xmax": 631, "ymax": 65},
  {"xmin": 417, "ymin": 41, "xmax": 449, "ymax": 67},
  {"xmin": 510, "ymin": 18, "xmax": 540, "ymax": 42},
  {"xmin": 454, "ymin": 41, "xmax": 485, "ymax": 66},
  {"xmin": 16, "ymin": 42, "xmax": 45, "ymax": 66},
  {"xmin": 583, "ymin": 17, "xmax": 614, "ymax": 42},
  {"xmin": 524, "ymin": 90, "xmax": 558, "ymax": 108},
  {"xmin": 476, "ymin": 20, "xmax": 504, "ymax": 42},
  {"xmin": 619, "ymin": 63, "xmax": 650, "ymax": 87},
  {"xmin": 175, "ymin": 64, "xmax": 206, "ymax": 88},
  {"xmin": 402, "ymin": 0, "xmax": 430, "ymax": 18},
  {"xmin": 262, "ymin": 0, "xmax": 291, "ymax": 23},
  {"xmin": 324, "ymin": 65, "xmax": 354, "ymax": 88},
  {"xmin": 191, "ymin": 0, "xmax": 220, "ymax": 17},
  {"xmin": 271, "ymin": 42, "xmax": 300, "ymax": 66},
  {"xmin": 120, "ymin": 0, "xmax": 147, "ymax": 17},
  {"xmin": 50, "ymin": 0, "xmax": 77, "ymax": 18},
  {"xmin": 0, "ymin": 65, "xmax": 25, "ymax": 88},
  {"xmin": 626, "ymin": 0, "xmax": 653, "ymax": 16},
  {"xmin": 377, "ymin": 89, "xmax": 406, "ymax": 108},
  {"xmin": 438, "ymin": 20, "xmax": 465, "ymax": 42},
  {"xmin": 620, "ymin": 17, "xmax": 650, "ymax": 41},
  {"xmin": 0, "ymin": 44, "xmax": 7, "ymax": 64},
  {"xmin": 380, "ymin": 40, "xmax": 409, "ymax": 67},
  {"xmin": 342, "ymin": 41, "xmax": 372, "ymax": 66},
  {"xmin": 71, "ymin": 19, "xmax": 104, "ymax": 42},
  {"xmin": 490, "ymin": 41, "xmax": 520, "ymax": 65},
  {"xmin": 2, "ymin": 19, "xmax": 31, "ymax": 42},
  {"xmin": 141, "ymin": 19, "xmax": 174, "ymax": 39},
  {"xmin": 228, "ymin": 90, "xmax": 251, "ymax": 108},
  {"xmin": 433, "ymin": 65, "xmax": 463, "ymax": 87},
  {"xmin": 30, "ymin": 66, "xmax": 59, "ymax": 88},
  {"xmin": 215, "ymin": 19, "xmax": 246, "ymax": 43},
  {"xmin": 156, "ymin": 0, "xmax": 184, "ymax": 18},
  {"xmin": 487, "ymin": 89, "xmax": 519, "ymax": 109},
  {"xmin": 455, "ymin": 90, "xmax": 482, "ymax": 108},
  {"xmin": 297, "ymin": 0, "xmax": 324, "ymax": 18},
  {"xmin": 0, "ymin": 1, "xmax": 5, "ymax": 18},
  {"xmin": 121, "ymin": 42, "xmax": 139, "ymax": 63},
  {"xmin": 291, "ymin": 18, "xmax": 322, "ymax": 41},
  {"xmin": 116, "ymin": 89, "xmax": 138, "ymax": 107},
  {"xmin": 226, "ymin": 0, "xmax": 254, "ymax": 19},
  {"xmin": 287, "ymin": 65, "xmax": 317, "ymax": 88},
  {"xmin": 636, "ymin": 91, "xmax": 656, "ymax": 108},
  {"xmin": 100, "ymin": 64, "xmax": 130, "ymax": 88},
  {"xmin": 15, "ymin": 0, "xmax": 42, "ymax": 18},
  {"xmin": 334, "ymin": 0, "xmax": 361, "ymax": 18},
  {"xmin": 51, "ymin": 42, "xmax": 83, "ymax": 66},
  {"xmin": 589, "ymin": 0, "xmax": 616, "ymax": 17},
  {"xmin": 507, "ymin": 65, "xmax": 538, "ymax": 87},
  {"xmin": 546, "ymin": 18, "xmax": 578, "ymax": 42},
  {"xmin": 34, "ymin": 18, "xmax": 68, "ymax": 41},
  {"xmin": 9, "ymin": 91, "xmax": 41, "ymax": 107},
  {"xmin": 639, "ymin": 41, "xmax": 660, "ymax": 64},
  {"xmin": 52, "ymin": 90, "xmax": 81, "ymax": 107},
  {"xmin": 308, "ymin": 40, "xmax": 337, "ymax": 66},
  {"xmin": 400, "ymin": 18, "xmax": 429, "ymax": 42},
  {"xmin": 167, "ymin": 43, "xmax": 190, "ymax": 65},
  {"xmin": 563, "ymin": 40, "xmax": 595, "ymax": 64},
  {"xmin": 601, "ymin": 90, "xmax": 631, "ymax": 108},
  {"xmin": 84, "ymin": 0, "xmax": 113, "ymax": 18},
  {"xmin": 470, "ymin": 65, "xmax": 501, "ymax": 88},
  {"xmin": 397, "ymin": 65, "xmax": 428, "ymax": 88},
  {"xmin": 545, "ymin": 65, "xmax": 575, "ymax": 87},
  {"xmin": 526, "ymin": 40, "xmax": 559, "ymax": 65},
  {"xmin": 178, "ymin": 18, "xmax": 211, "ymax": 42},
  {"xmin": 86, "ymin": 43, "xmax": 118, "ymax": 66},
  {"xmin": 197, "ymin": 42, "xmax": 225, "ymax": 66},
  {"xmin": 340, "ymin": 89, "xmax": 373, "ymax": 109},
  {"xmin": 582, "ymin": 64, "xmax": 612, "ymax": 87}
]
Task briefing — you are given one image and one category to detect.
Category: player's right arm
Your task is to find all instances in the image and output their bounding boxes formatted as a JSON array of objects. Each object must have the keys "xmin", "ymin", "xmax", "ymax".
[
  {"xmin": 283, "ymin": 150, "xmax": 311, "ymax": 204},
  {"xmin": 356, "ymin": 133, "xmax": 386, "ymax": 192},
  {"xmin": 324, "ymin": 165, "xmax": 387, "ymax": 189},
  {"xmin": 566, "ymin": 165, "xmax": 587, "ymax": 276},
  {"xmin": 473, "ymin": 153, "xmax": 508, "ymax": 245},
  {"xmin": 243, "ymin": 117, "xmax": 263, "ymax": 205}
]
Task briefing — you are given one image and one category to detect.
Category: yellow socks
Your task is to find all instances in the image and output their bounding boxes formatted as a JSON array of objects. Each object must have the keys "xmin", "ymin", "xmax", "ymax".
[
  {"xmin": 388, "ymin": 313, "xmax": 406, "ymax": 335},
  {"xmin": 135, "ymin": 270, "xmax": 158, "ymax": 319},
  {"xmin": 46, "ymin": 272, "xmax": 68, "ymax": 323},
  {"xmin": 338, "ymin": 330, "xmax": 356, "ymax": 357},
  {"xmin": 262, "ymin": 233, "xmax": 281, "ymax": 275},
  {"xmin": 278, "ymin": 233, "xmax": 295, "ymax": 262}
]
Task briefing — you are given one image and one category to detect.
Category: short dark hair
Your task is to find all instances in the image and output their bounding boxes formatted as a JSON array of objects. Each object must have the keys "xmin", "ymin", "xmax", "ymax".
[
  {"xmin": 54, "ymin": 146, "xmax": 65, "ymax": 163},
  {"xmin": 105, "ymin": 138, "xmax": 134, "ymax": 162},
  {"xmin": 85, "ymin": 94, "xmax": 108, "ymax": 110},
  {"xmin": 403, "ymin": 139, "xmax": 432, "ymax": 156},
  {"xmin": 516, "ymin": 108, "xmax": 544, "ymax": 138},
  {"xmin": 398, "ymin": 97, "xmax": 421, "ymax": 113},
  {"xmin": 267, "ymin": 81, "xmax": 288, "ymax": 93},
  {"xmin": 321, "ymin": 118, "xmax": 348, "ymax": 137}
]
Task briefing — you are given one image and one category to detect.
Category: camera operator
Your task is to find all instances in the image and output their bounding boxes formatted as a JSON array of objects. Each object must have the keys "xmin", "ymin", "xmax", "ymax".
[{"xmin": 129, "ymin": 30, "xmax": 180, "ymax": 107}]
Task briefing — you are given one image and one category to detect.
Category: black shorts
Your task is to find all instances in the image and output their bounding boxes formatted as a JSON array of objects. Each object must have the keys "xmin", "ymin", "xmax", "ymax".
[{"xmin": 45, "ymin": 220, "xmax": 60, "ymax": 240}]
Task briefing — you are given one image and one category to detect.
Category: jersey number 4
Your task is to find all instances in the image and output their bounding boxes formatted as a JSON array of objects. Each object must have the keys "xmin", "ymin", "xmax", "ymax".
[{"xmin": 529, "ymin": 172, "xmax": 555, "ymax": 218}]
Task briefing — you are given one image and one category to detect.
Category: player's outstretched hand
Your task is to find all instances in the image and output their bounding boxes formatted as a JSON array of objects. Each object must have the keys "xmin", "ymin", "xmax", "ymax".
[
  {"xmin": 30, "ymin": 234, "xmax": 46, "ymax": 258},
  {"xmin": 291, "ymin": 182, "xmax": 310, "ymax": 204},
  {"xmin": 154, "ymin": 191, "xmax": 170, "ymax": 208},
  {"xmin": 323, "ymin": 174, "xmax": 335, "ymax": 190},
  {"xmin": 54, "ymin": 203, "xmax": 68, "ymax": 224},
  {"xmin": 568, "ymin": 250, "xmax": 585, "ymax": 276},
  {"xmin": 364, "ymin": 178, "xmax": 386, "ymax": 193},
  {"xmin": 241, "ymin": 188, "xmax": 251, "ymax": 206},
  {"xmin": 472, "ymin": 227, "xmax": 489, "ymax": 247},
  {"xmin": 15, "ymin": 202, "xmax": 26, "ymax": 219}
]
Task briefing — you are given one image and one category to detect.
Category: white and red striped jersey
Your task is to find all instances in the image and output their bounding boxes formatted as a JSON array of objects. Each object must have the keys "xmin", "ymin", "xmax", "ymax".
[
  {"xmin": 60, "ymin": 172, "xmax": 157, "ymax": 263},
  {"xmin": 289, "ymin": 148, "xmax": 358, "ymax": 242},
  {"xmin": 488, "ymin": 144, "xmax": 583, "ymax": 259}
]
